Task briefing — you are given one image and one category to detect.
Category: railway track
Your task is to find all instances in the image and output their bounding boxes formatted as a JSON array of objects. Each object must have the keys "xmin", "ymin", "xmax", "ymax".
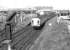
[
  {"xmin": 11, "ymin": 25, "xmax": 42, "ymax": 50},
  {"xmin": 11, "ymin": 26, "xmax": 33, "ymax": 47}
]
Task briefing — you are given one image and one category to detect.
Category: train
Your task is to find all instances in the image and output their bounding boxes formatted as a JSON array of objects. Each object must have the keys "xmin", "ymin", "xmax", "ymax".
[{"xmin": 31, "ymin": 17, "xmax": 40, "ymax": 27}]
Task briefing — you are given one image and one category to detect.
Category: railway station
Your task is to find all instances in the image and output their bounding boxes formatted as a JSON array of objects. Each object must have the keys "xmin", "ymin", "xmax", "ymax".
[{"xmin": 0, "ymin": 7, "xmax": 70, "ymax": 50}]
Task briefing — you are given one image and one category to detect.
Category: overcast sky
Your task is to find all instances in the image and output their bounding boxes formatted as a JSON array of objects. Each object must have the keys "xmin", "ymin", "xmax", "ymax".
[{"xmin": 0, "ymin": 0, "xmax": 70, "ymax": 10}]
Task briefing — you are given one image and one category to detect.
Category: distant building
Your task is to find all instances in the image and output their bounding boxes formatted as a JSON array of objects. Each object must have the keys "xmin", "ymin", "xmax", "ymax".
[
  {"xmin": 34, "ymin": 6, "xmax": 53, "ymax": 10},
  {"xmin": 56, "ymin": 10, "xmax": 70, "ymax": 16},
  {"xmin": 35, "ymin": 6, "xmax": 53, "ymax": 15}
]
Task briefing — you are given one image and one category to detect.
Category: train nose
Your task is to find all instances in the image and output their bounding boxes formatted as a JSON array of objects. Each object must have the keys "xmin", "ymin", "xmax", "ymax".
[{"xmin": 31, "ymin": 18, "xmax": 40, "ymax": 26}]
